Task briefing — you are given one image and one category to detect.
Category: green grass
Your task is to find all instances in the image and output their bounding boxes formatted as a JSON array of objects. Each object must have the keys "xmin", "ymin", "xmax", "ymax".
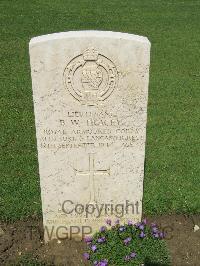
[{"xmin": 0, "ymin": 0, "xmax": 200, "ymax": 221}]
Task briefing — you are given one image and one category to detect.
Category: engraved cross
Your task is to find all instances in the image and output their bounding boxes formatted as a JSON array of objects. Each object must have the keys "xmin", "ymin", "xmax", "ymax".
[{"xmin": 75, "ymin": 153, "xmax": 110, "ymax": 203}]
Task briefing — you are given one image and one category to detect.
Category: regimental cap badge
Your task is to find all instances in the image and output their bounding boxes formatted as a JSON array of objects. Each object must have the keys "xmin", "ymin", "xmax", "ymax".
[{"xmin": 63, "ymin": 46, "xmax": 118, "ymax": 106}]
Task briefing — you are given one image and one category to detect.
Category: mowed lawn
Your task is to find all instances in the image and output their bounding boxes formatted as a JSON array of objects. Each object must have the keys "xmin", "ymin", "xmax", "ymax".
[{"xmin": 0, "ymin": 0, "xmax": 200, "ymax": 221}]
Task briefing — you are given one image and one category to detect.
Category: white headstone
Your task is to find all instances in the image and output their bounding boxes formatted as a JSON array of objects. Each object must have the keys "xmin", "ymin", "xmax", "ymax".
[{"xmin": 29, "ymin": 31, "xmax": 150, "ymax": 242}]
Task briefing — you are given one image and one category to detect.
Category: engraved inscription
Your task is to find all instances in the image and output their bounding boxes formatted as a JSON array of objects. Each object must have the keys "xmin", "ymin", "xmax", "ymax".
[
  {"xmin": 63, "ymin": 47, "xmax": 118, "ymax": 106},
  {"xmin": 39, "ymin": 110, "xmax": 145, "ymax": 150}
]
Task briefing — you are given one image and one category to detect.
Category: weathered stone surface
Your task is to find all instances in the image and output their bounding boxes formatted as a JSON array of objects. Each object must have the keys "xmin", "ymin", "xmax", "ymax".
[{"xmin": 29, "ymin": 31, "xmax": 150, "ymax": 241}]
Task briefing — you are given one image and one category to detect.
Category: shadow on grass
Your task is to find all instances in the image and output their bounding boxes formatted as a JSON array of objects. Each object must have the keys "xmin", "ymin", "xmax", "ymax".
[
  {"xmin": 144, "ymin": 258, "xmax": 170, "ymax": 266},
  {"xmin": 145, "ymin": 264, "xmax": 169, "ymax": 266}
]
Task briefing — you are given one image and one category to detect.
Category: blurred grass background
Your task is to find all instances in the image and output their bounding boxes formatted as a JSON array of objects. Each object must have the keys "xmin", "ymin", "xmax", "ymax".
[{"xmin": 0, "ymin": 0, "xmax": 200, "ymax": 221}]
